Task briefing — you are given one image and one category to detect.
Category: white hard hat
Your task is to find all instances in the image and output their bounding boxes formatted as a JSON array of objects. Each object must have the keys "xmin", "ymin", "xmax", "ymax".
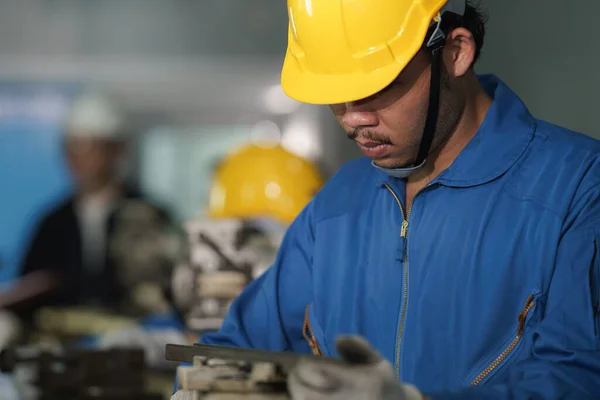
[{"xmin": 65, "ymin": 91, "xmax": 125, "ymax": 139}]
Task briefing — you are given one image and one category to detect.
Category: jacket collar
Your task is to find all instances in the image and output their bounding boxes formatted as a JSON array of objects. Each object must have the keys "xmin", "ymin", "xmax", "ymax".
[{"xmin": 375, "ymin": 74, "xmax": 536, "ymax": 188}]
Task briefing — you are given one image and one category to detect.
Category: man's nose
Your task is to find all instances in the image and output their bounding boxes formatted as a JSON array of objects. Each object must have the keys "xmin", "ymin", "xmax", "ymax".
[{"xmin": 341, "ymin": 102, "xmax": 378, "ymax": 129}]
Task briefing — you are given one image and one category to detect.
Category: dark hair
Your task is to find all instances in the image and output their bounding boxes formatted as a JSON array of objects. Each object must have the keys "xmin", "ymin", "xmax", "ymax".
[{"xmin": 425, "ymin": 0, "xmax": 488, "ymax": 67}]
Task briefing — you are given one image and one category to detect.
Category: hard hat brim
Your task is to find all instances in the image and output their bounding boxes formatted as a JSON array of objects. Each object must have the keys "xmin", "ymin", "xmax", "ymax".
[{"xmin": 281, "ymin": 51, "xmax": 407, "ymax": 105}]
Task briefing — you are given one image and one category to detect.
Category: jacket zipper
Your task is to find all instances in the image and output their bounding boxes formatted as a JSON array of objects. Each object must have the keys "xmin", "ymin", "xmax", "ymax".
[
  {"xmin": 303, "ymin": 304, "xmax": 323, "ymax": 356},
  {"xmin": 384, "ymin": 183, "xmax": 428, "ymax": 380},
  {"xmin": 470, "ymin": 295, "xmax": 536, "ymax": 386}
]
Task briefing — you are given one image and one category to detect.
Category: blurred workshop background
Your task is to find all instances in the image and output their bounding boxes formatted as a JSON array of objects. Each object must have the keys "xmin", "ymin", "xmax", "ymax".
[{"xmin": 0, "ymin": 0, "xmax": 598, "ymax": 399}]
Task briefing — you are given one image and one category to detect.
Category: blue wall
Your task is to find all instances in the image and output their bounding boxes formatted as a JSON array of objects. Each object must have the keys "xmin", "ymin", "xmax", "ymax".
[{"xmin": 0, "ymin": 83, "xmax": 79, "ymax": 283}]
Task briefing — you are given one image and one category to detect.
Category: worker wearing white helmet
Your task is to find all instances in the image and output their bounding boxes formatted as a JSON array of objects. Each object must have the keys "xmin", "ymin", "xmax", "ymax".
[
  {"xmin": 63, "ymin": 91, "xmax": 128, "ymax": 195},
  {"xmin": 65, "ymin": 91, "xmax": 125, "ymax": 137},
  {"xmin": 3, "ymin": 91, "xmax": 164, "ymax": 322}
]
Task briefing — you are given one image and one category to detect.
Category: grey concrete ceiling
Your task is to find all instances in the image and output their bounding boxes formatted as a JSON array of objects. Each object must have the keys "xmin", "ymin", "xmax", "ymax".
[{"xmin": 0, "ymin": 0, "xmax": 288, "ymax": 56}]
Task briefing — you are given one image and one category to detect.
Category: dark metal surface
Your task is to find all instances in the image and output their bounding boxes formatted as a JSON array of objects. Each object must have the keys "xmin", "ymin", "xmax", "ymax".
[
  {"xmin": 1, "ymin": 347, "xmax": 163, "ymax": 399},
  {"xmin": 166, "ymin": 343, "xmax": 342, "ymax": 371}
]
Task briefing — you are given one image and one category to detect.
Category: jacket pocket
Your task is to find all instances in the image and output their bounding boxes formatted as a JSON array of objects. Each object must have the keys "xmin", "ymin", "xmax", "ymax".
[
  {"xmin": 463, "ymin": 291, "xmax": 540, "ymax": 386},
  {"xmin": 303, "ymin": 303, "xmax": 330, "ymax": 356}
]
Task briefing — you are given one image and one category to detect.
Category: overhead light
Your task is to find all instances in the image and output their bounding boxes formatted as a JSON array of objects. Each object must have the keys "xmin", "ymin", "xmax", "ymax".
[
  {"xmin": 250, "ymin": 120, "xmax": 281, "ymax": 147},
  {"xmin": 262, "ymin": 84, "xmax": 300, "ymax": 115},
  {"xmin": 281, "ymin": 114, "xmax": 322, "ymax": 160}
]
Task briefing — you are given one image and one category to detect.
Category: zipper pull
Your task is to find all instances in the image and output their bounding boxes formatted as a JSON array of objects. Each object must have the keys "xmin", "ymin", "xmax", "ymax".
[
  {"xmin": 401, "ymin": 220, "xmax": 409, "ymax": 238},
  {"xmin": 396, "ymin": 220, "xmax": 409, "ymax": 261}
]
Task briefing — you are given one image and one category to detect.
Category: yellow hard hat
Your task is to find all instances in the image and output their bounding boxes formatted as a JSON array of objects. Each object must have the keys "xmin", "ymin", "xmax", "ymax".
[
  {"xmin": 207, "ymin": 144, "xmax": 325, "ymax": 225},
  {"xmin": 281, "ymin": 0, "xmax": 460, "ymax": 105}
]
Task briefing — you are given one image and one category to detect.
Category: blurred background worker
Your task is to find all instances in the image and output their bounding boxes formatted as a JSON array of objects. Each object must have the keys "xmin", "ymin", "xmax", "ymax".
[
  {"xmin": 2, "ymin": 91, "xmax": 171, "ymax": 323},
  {"xmin": 0, "ymin": 89, "xmax": 184, "ymax": 399}
]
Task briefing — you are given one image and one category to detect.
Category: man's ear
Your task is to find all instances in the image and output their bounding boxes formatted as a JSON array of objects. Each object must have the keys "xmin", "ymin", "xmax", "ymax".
[{"xmin": 442, "ymin": 27, "xmax": 476, "ymax": 78}]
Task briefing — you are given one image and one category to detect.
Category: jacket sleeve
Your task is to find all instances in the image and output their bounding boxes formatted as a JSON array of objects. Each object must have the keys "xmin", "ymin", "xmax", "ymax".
[
  {"xmin": 427, "ymin": 189, "xmax": 600, "ymax": 400},
  {"xmin": 19, "ymin": 217, "xmax": 53, "ymax": 277},
  {"xmin": 197, "ymin": 203, "xmax": 316, "ymax": 353},
  {"xmin": 7, "ymin": 214, "xmax": 67, "ymax": 313}
]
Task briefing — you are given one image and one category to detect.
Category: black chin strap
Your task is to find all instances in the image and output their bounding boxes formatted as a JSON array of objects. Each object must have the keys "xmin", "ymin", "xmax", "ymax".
[{"xmin": 414, "ymin": 23, "xmax": 446, "ymax": 167}]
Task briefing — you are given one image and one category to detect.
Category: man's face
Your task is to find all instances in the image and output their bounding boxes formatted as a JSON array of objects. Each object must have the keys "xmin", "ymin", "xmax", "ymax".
[
  {"xmin": 64, "ymin": 136, "xmax": 124, "ymax": 192},
  {"xmin": 330, "ymin": 49, "xmax": 466, "ymax": 169}
]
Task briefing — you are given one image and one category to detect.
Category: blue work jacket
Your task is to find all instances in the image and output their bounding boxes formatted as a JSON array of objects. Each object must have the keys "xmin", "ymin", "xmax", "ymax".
[{"xmin": 199, "ymin": 75, "xmax": 600, "ymax": 399}]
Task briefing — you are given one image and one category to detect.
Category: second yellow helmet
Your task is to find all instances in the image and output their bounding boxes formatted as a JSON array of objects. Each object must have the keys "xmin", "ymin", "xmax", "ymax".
[{"xmin": 207, "ymin": 144, "xmax": 324, "ymax": 225}]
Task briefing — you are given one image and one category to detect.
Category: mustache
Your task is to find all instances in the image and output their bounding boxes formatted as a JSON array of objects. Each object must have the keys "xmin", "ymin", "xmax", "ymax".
[{"xmin": 347, "ymin": 128, "xmax": 393, "ymax": 145}]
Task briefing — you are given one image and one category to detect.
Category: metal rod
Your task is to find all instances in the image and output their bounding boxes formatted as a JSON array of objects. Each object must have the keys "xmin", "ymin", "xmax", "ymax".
[{"xmin": 166, "ymin": 344, "xmax": 341, "ymax": 371}]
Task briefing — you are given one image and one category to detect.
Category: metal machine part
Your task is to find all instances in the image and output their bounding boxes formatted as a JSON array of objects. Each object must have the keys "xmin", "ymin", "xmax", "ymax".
[
  {"xmin": 166, "ymin": 344, "xmax": 342, "ymax": 373},
  {"xmin": 0, "ymin": 310, "xmax": 22, "ymax": 350},
  {"xmin": 0, "ymin": 346, "xmax": 163, "ymax": 400},
  {"xmin": 172, "ymin": 218, "xmax": 281, "ymax": 332},
  {"xmin": 109, "ymin": 199, "xmax": 184, "ymax": 316},
  {"xmin": 33, "ymin": 307, "xmax": 138, "ymax": 337},
  {"xmin": 166, "ymin": 344, "xmax": 344, "ymax": 400}
]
